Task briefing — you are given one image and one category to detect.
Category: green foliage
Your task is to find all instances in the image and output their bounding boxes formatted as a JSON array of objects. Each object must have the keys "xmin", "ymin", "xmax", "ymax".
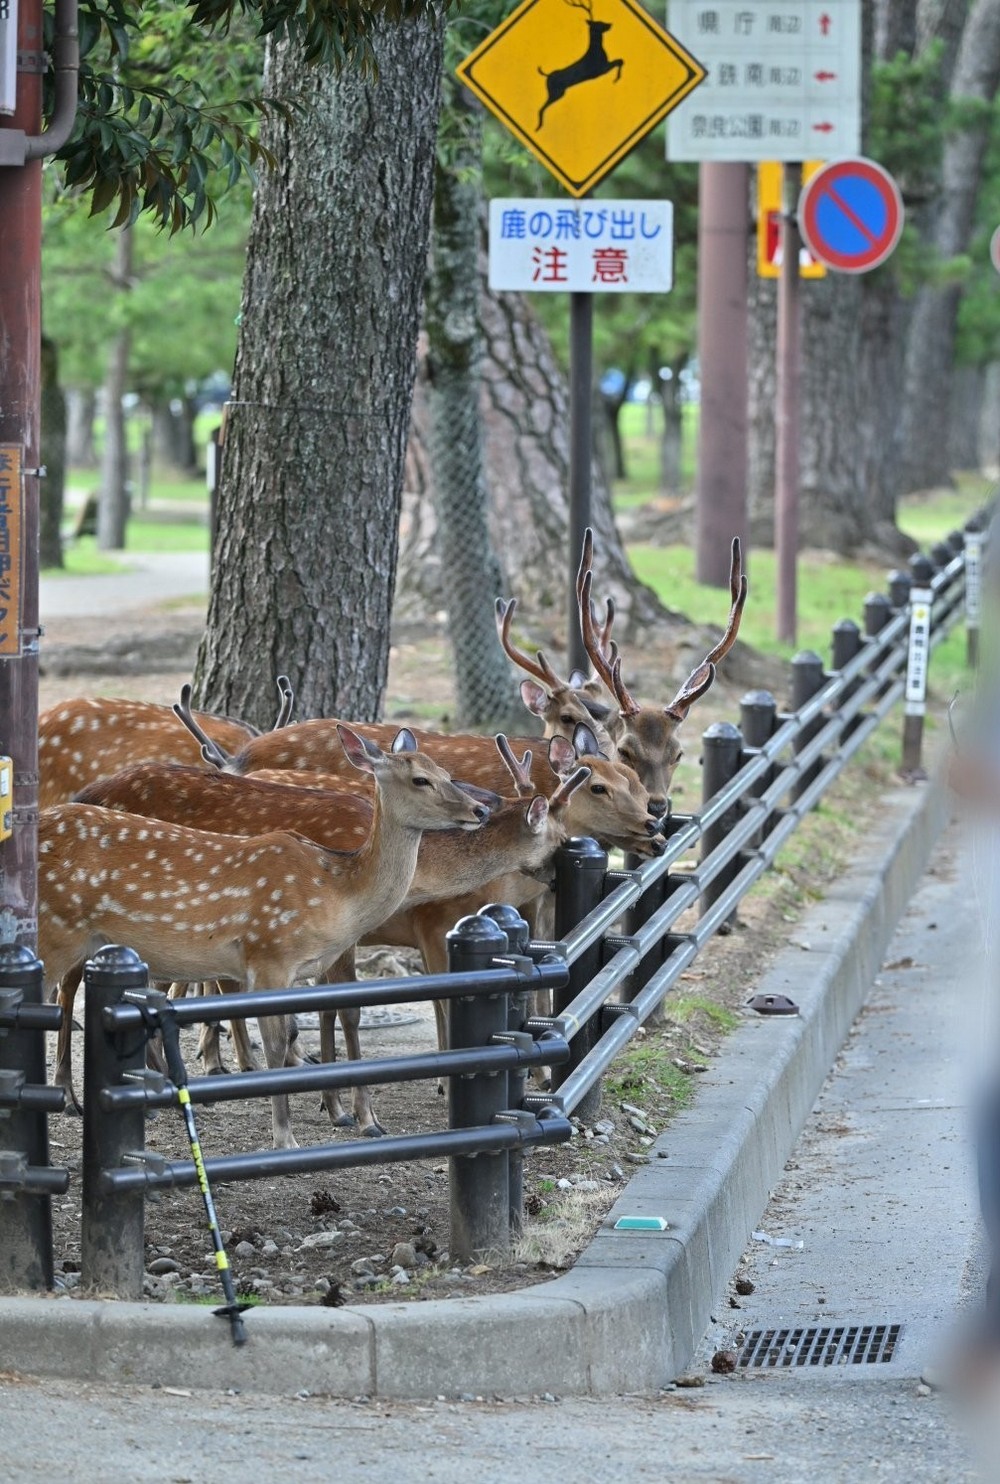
[{"xmin": 47, "ymin": 0, "xmax": 447, "ymax": 231}]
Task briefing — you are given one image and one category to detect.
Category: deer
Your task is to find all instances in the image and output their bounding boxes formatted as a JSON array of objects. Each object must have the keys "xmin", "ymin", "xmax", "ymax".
[
  {"xmin": 572, "ymin": 530, "xmax": 749, "ymax": 818},
  {"xmin": 494, "ymin": 595, "xmax": 611, "ymax": 748},
  {"xmin": 40, "ymin": 726, "xmax": 488, "ymax": 1150},
  {"xmin": 38, "ymin": 677, "xmax": 295, "ymax": 809},
  {"xmin": 537, "ymin": 0, "xmax": 623, "ymax": 131}
]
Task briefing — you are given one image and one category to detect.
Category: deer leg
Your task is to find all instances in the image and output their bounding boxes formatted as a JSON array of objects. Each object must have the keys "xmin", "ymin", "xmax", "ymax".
[
  {"xmin": 246, "ymin": 971, "xmax": 296, "ymax": 1150},
  {"xmin": 318, "ymin": 949, "xmax": 385, "ymax": 1136},
  {"xmin": 53, "ymin": 963, "xmax": 85, "ymax": 1115},
  {"xmin": 613, "ymin": 59, "xmax": 623, "ymax": 80}
]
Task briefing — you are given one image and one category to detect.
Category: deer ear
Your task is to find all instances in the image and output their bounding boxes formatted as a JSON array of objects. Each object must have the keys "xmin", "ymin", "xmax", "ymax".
[
  {"xmin": 581, "ymin": 694, "xmax": 611, "ymax": 722},
  {"xmin": 525, "ymin": 796, "xmax": 549, "ymax": 832},
  {"xmin": 547, "ymin": 734, "xmax": 576, "ymax": 777},
  {"xmin": 519, "ymin": 679, "xmax": 548, "ymax": 716},
  {"xmin": 337, "ymin": 724, "xmax": 379, "ymax": 774},
  {"xmin": 568, "ymin": 669, "xmax": 589, "ymax": 690},
  {"xmin": 391, "ymin": 727, "xmax": 418, "ymax": 754},
  {"xmin": 572, "ymin": 722, "xmax": 602, "ymax": 758}
]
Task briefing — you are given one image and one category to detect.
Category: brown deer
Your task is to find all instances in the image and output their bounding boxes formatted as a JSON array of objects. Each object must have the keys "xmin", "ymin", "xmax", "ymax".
[
  {"xmin": 494, "ymin": 595, "xmax": 611, "ymax": 747},
  {"xmin": 537, "ymin": 0, "xmax": 623, "ymax": 131},
  {"xmin": 38, "ymin": 678, "xmax": 294, "ymax": 809},
  {"xmin": 573, "ymin": 531, "xmax": 748, "ymax": 817},
  {"xmin": 41, "ymin": 726, "xmax": 487, "ymax": 1149}
]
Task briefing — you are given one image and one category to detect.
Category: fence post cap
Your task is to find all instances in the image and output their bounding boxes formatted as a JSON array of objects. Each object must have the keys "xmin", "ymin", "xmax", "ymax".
[
  {"xmin": 446, "ymin": 913, "xmax": 508, "ymax": 949},
  {"xmin": 909, "ymin": 554, "xmax": 935, "ymax": 584},
  {"xmin": 0, "ymin": 942, "xmax": 43, "ymax": 984},
  {"xmin": 790, "ymin": 649, "xmax": 823, "ymax": 667},
  {"xmin": 740, "ymin": 688, "xmax": 777, "ymax": 707},
  {"xmin": 85, "ymin": 944, "xmax": 149, "ymax": 983},
  {"xmin": 832, "ymin": 616, "xmax": 861, "ymax": 634},
  {"xmin": 703, "ymin": 719, "xmax": 743, "ymax": 742},
  {"xmin": 947, "ymin": 529, "xmax": 965, "ymax": 554},
  {"xmin": 560, "ymin": 835, "xmax": 607, "ymax": 862},
  {"xmin": 478, "ymin": 903, "xmax": 529, "ymax": 949}
]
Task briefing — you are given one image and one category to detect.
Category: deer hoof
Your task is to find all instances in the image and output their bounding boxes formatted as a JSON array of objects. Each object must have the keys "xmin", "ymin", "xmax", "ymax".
[
  {"xmin": 362, "ymin": 1120, "xmax": 387, "ymax": 1139},
  {"xmin": 332, "ymin": 1112, "xmax": 357, "ymax": 1129}
]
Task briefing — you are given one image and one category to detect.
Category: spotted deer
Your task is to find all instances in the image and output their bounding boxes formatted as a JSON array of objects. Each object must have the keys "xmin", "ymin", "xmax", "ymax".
[
  {"xmin": 41, "ymin": 727, "xmax": 487, "ymax": 1149},
  {"xmin": 38, "ymin": 678, "xmax": 294, "ymax": 809}
]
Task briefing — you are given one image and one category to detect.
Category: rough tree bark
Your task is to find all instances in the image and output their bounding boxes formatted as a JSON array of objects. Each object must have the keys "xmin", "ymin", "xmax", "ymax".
[
  {"xmin": 949, "ymin": 364, "xmax": 985, "ymax": 469},
  {"xmin": 97, "ymin": 226, "xmax": 133, "ymax": 551},
  {"xmin": 397, "ymin": 274, "xmax": 668, "ymax": 644},
  {"xmin": 423, "ymin": 84, "xmax": 523, "ymax": 733},
  {"xmin": 39, "ymin": 337, "xmax": 66, "ymax": 569},
  {"xmin": 900, "ymin": 0, "xmax": 1000, "ymax": 491},
  {"xmin": 194, "ymin": 14, "xmax": 445, "ymax": 729}
]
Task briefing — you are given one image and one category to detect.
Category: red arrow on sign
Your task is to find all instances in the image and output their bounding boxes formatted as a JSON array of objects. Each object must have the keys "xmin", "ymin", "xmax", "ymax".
[
  {"xmin": 814, "ymin": 70, "xmax": 837, "ymax": 81},
  {"xmin": 812, "ymin": 122, "xmax": 835, "ymax": 133},
  {"xmin": 819, "ymin": 12, "xmax": 831, "ymax": 33}
]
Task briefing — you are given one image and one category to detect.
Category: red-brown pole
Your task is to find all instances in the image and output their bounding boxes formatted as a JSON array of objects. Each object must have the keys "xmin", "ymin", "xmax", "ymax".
[
  {"xmin": 775, "ymin": 161, "xmax": 801, "ymax": 646},
  {"xmin": 695, "ymin": 162, "xmax": 749, "ymax": 589},
  {"xmin": 0, "ymin": 0, "xmax": 43, "ymax": 950}
]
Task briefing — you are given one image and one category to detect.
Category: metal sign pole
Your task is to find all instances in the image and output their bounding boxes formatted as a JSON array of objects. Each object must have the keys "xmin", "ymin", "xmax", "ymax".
[
  {"xmin": 775, "ymin": 160, "xmax": 801, "ymax": 646},
  {"xmin": 568, "ymin": 289, "xmax": 593, "ymax": 675}
]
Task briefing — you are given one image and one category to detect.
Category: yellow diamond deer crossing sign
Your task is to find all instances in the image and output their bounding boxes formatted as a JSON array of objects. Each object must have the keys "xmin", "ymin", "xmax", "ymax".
[{"xmin": 457, "ymin": 0, "xmax": 706, "ymax": 198}]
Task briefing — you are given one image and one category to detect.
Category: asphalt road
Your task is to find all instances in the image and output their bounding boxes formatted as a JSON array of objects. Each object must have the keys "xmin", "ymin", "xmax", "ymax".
[{"xmin": 2, "ymin": 825, "xmax": 996, "ymax": 1483}]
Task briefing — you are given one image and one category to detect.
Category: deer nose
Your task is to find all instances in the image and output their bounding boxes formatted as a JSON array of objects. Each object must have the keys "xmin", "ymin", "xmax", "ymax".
[
  {"xmin": 645, "ymin": 818, "xmax": 659, "ymax": 836},
  {"xmin": 472, "ymin": 803, "xmax": 489, "ymax": 823},
  {"xmin": 648, "ymin": 796, "xmax": 668, "ymax": 819}
]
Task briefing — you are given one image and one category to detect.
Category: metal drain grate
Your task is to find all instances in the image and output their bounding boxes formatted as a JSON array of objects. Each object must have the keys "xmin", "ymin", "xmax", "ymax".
[{"xmin": 739, "ymin": 1323, "xmax": 903, "ymax": 1369}]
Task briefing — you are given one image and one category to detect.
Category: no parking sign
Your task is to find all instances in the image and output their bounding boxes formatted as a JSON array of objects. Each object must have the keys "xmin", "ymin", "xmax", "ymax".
[{"xmin": 798, "ymin": 157, "xmax": 904, "ymax": 274}]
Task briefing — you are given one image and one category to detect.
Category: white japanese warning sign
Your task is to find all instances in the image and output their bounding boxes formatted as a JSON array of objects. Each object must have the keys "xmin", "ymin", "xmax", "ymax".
[
  {"xmin": 965, "ymin": 529, "xmax": 983, "ymax": 630},
  {"xmin": 0, "ymin": 0, "xmax": 17, "ymax": 116},
  {"xmin": 904, "ymin": 587, "xmax": 933, "ymax": 718},
  {"xmin": 665, "ymin": 0, "xmax": 861, "ymax": 162},
  {"xmin": 488, "ymin": 198, "xmax": 673, "ymax": 293}
]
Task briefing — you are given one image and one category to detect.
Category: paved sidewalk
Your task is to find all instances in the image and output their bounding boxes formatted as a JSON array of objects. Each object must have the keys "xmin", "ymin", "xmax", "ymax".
[{"xmin": 39, "ymin": 551, "xmax": 209, "ymax": 620}]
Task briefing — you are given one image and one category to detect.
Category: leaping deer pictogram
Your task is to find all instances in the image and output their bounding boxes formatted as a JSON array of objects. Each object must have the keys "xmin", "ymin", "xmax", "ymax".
[{"xmin": 537, "ymin": 0, "xmax": 624, "ymax": 131}]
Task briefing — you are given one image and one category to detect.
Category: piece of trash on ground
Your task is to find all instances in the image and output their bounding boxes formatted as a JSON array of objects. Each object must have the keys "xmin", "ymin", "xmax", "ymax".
[{"xmin": 752, "ymin": 1229, "xmax": 804, "ymax": 1250}]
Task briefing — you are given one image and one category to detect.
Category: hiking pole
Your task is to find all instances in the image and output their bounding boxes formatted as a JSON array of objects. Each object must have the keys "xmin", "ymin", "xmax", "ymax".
[{"xmin": 156, "ymin": 996, "xmax": 251, "ymax": 1346}]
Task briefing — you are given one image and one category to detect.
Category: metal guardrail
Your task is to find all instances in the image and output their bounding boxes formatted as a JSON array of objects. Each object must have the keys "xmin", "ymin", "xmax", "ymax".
[{"xmin": 0, "ymin": 512, "xmax": 989, "ymax": 1301}]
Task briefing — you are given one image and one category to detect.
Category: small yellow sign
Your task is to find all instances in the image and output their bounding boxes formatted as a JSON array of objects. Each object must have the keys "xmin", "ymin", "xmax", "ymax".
[
  {"xmin": 0, "ymin": 444, "xmax": 22, "ymax": 657},
  {"xmin": 757, "ymin": 161, "xmax": 826, "ymax": 280},
  {"xmin": 457, "ymin": 0, "xmax": 706, "ymax": 198}
]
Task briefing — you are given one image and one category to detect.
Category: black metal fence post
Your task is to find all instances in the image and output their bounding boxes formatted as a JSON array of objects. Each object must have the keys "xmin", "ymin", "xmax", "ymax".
[
  {"xmin": 887, "ymin": 571, "xmax": 912, "ymax": 613},
  {"xmin": 700, "ymin": 721, "xmax": 743, "ymax": 920},
  {"xmin": 965, "ymin": 522, "xmax": 983, "ymax": 669},
  {"xmin": 552, "ymin": 835, "xmax": 608, "ymax": 1120},
  {"xmin": 478, "ymin": 903, "xmax": 530, "ymax": 1237},
  {"xmin": 864, "ymin": 591, "xmax": 893, "ymax": 639},
  {"xmin": 447, "ymin": 914, "xmax": 512, "ymax": 1262},
  {"xmin": 740, "ymin": 690, "xmax": 777, "ymax": 849},
  {"xmin": 790, "ymin": 650, "xmax": 825, "ymax": 802},
  {"xmin": 0, "ymin": 942, "xmax": 63, "ymax": 1291},
  {"xmin": 80, "ymin": 946, "xmax": 150, "ymax": 1299},
  {"xmin": 901, "ymin": 554, "xmax": 934, "ymax": 780}
]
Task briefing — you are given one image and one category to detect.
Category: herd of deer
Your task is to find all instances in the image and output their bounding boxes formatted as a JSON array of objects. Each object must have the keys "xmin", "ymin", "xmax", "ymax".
[{"xmin": 35, "ymin": 533, "xmax": 747, "ymax": 1152}]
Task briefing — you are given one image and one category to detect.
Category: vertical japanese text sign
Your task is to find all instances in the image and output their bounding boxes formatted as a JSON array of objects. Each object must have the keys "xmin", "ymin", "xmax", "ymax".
[
  {"xmin": 0, "ymin": 0, "xmax": 17, "ymax": 116},
  {"xmin": 0, "ymin": 446, "xmax": 23, "ymax": 656},
  {"xmin": 904, "ymin": 586, "xmax": 932, "ymax": 718}
]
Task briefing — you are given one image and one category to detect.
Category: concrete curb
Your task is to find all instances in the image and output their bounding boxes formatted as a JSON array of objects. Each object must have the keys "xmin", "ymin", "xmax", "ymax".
[{"xmin": 0, "ymin": 778, "xmax": 949, "ymax": 1397}]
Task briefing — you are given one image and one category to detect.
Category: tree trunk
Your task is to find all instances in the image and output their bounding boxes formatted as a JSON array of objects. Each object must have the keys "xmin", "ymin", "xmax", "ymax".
[
  {"xmin": 65, "ymin": 387, "xmax": 96, "ymax": 468},
  {"xmin": 177, "ymin": 394, "xmax": 199, "ymax": 473},
  {"xmin": 39, "ymin": 337, "xmax": 66, "ymax": 569},
  {"xmin": 423, "ymin": 84, "xmax": 522, "ymax": 733},
  {"xmin": 900, "ymin": 0, "xmax": 1000, "ymax": 491},
  {"xmin": 746, "ymin": 263, "xmax": 777, "ymax": 546},
  {"xmin": 979, "ymin": 360, "xmax": 1000, "ymax": 473},
  {"xmin": 194, "ymin": 16, "xmax": 445, "ymax": 729},
  {"xmin": 600, "ymin": 381, "xmax": 630, "ymax": 481},
  {"xmin": 658, "ymin": 356, "xmax": 687, "ymax": 493},
  {"xmin": 97, "ymin": 227, "xmax": 133, "ymax": 551},
  {"xmin": 949, "ymin": 363, "xmax": 985, "ymax": 470},
  {"xmin": 397, "ymin": 276, "xmax": 668, "ymax": 644}
]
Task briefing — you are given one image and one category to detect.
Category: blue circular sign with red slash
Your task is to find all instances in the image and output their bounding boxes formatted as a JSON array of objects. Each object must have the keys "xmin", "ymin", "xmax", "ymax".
[{"xmin": 798, "ymin": 158, "xmax": 904, "ymax": 275}]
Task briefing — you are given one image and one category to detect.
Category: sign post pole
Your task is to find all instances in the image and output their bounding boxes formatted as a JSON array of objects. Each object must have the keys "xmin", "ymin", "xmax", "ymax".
[
  {"xmin": 568, "ymin": 289, "xmax": 593, "ymax": 674},
  {"xmin": 775, "ymin": 160, "xmax": 801, "ymax": 646}
]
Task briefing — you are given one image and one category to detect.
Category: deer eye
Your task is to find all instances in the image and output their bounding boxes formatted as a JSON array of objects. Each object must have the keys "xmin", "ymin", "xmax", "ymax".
[
  {"xmin": 560, "ymin": 713, "xmax": 575, "ymax": 725},
  {"xmin": 412, "ymin": 776, "xmax": 432, "ymax": 787},
  {"xmin": 590, "ymin": 783, "xmax": 607, "ymax": 796},
  {"xmin": 619, "ymin": 748, "xmax": 633, "ymax": 763}
]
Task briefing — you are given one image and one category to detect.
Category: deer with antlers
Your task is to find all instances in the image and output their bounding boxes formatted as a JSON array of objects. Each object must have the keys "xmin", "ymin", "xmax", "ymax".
[
  {"xmin": 38, "ymin": 678, "xmax": 295, "ymax": 809},
  {"xmin": 41, "ymin": 726, "xmax": 488, "ymax": 1149}
]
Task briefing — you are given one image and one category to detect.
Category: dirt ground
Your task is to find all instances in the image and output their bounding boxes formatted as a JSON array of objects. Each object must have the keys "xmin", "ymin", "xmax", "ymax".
[{"xmin": 38, "ymin": 596, "xmax": 905, "ymax": 1310}]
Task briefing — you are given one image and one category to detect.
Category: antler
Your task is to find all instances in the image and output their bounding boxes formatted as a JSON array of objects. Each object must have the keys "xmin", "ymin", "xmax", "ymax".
[
  {"xmin": 494, "ymin": 597, "xmax": 563, "ymax": 691},
  {"xmin": 665, "ymin": 538, "xmax": 748, "ymax": 721},
  {"xmin": 580, "ymin": 569, "xmax": 641, "ymax": 717},
  {"xmin": 495, "ymin": 734, "xmax": 535, "ymax": 797},
  {"xmin": 173, "ymin": 684, "xmax": 232, "ymax": 769}
]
